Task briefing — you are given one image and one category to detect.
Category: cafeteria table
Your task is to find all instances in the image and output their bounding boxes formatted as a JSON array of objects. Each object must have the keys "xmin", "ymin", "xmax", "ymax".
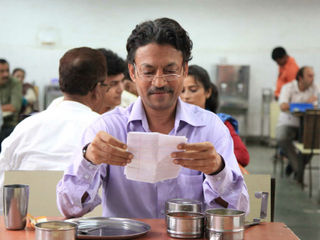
[{"xmin": 0, "ymin": 216, "xmax": 299, "ymax": 239}]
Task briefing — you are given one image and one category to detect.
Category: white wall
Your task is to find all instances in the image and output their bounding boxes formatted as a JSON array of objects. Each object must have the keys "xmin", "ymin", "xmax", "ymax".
[{"xmin": 1, "ymin": 0, "xmax": 320, "ymax": 136}]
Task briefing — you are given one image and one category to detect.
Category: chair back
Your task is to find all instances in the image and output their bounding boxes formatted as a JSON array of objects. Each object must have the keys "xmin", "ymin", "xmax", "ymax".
[
  {"xmin": 243, "ymin": 174, "xmax": 272, "ymax": 222},
  {"xmin": 303, "ymin": 109, "xmax": 320, "ymax": 149},
  {"xmin": 269, "ymin": 101, "xmax": 281, "ymax": 139},
  {"xmin": 4, "ymin": 171, "xmax": 102, "ymax": 217}
]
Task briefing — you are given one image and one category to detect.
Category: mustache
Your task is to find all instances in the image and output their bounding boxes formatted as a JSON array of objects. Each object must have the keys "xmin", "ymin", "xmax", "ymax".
[{"xmin": 147, "ymin": 86, "xmax": 174, "ymax": 95}]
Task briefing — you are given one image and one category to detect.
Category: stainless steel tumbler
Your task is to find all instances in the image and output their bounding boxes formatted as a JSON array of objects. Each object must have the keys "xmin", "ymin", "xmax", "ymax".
[{"xmin": 3, "ymin": 184, "xmax": 29, "ymax": 230}]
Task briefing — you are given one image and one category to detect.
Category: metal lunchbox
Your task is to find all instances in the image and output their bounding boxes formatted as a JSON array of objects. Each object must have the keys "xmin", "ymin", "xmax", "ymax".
[
  {"xmin": 205, "ymin": 209, "xmax": 245, "ymax": 240},
  {"xmin": 166, "ymin": 211, "xmax": 205, "ymax": 239},
  {"xmin": 165, "ymin": 198, "xmax": 203, "ymax": 214},
  {"xmin": 35, "ymin": 221, "xmax": 78, "ymax": 240}
]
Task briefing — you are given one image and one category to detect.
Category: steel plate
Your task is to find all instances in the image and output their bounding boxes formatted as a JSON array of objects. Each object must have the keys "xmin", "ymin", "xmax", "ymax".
[{"xmin": 65, "ymin": 217, "xmax": 151, "ymax": 239}]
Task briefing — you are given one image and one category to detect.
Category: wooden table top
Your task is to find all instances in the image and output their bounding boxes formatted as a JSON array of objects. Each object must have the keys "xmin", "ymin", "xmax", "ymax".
[{"xmin": 0, "ymin": 216, "xmax": 299, "ymax": 240}]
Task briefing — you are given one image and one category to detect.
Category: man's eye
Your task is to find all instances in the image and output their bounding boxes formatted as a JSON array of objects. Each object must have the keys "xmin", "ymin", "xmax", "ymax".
[{"xmin": 142, "ymin": 72, "xmax": 154, "ymax": 76}]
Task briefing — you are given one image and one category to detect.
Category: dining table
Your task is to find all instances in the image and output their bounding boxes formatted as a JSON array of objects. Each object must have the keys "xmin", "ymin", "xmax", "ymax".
[{"xmin": 0, "ymin": 216, "xmax": 299, "ymax": 240}]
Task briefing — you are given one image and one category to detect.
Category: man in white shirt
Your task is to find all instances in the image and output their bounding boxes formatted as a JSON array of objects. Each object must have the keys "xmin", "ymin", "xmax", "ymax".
[
  {"xmin": 276, "ymin": 66, "xmax": 319, "ymax": 184},
  {"xmin": 0, "ymin": 47, "xmax": 109, "ymax": 215}
]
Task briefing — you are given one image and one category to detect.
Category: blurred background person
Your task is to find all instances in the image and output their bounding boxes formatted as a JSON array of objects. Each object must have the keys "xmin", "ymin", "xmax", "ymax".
[
  {"xmin": 97, "ymin": 49, "xmax": 137, "ymax": 112},
  {"xmin": 0, "ymin": 59, "xmax": 22, "ymax": 150},
  {"xmin": 180, "ymin": 64, "xmax": 250, "ymax": 167},
  {"xmin": 12, "ymin": 68, "xmax": 38, "ymax": 115},
  {"xmin": 0, "ymin": 47, "xmax": 108, "ymax": 215},
  {"xmin": 272, "ymin": 47, "xmax": 299, "ymax": 100},
  {"xmin": 123, "ymin": 67, "xmax": 139, "ymax": 97}
]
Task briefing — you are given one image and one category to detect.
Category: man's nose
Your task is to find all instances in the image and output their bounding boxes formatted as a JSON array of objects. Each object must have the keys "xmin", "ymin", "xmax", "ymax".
[
  {"xmin": 152, "ymin": 76, "xmax": 167, "ymax": 88},
  {"xmin": 117, "ymin": 82, "xmax": 124, "ymax": 93}
]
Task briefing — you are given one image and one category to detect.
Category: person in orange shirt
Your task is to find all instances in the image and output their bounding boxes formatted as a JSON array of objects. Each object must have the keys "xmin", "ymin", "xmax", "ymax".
[{"xmin": 272, "ymin": 47, "xmax": 299, "ymax": 100}]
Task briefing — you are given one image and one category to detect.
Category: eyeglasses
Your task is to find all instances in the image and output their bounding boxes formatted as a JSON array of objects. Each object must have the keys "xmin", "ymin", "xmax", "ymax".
[
  {"xmin": 133, "ymin": 63, "xmax": 183, "ymax": 82},
  {"xmin": 90, "ymin": 81, "xmax": 111, "ymax": 92}
]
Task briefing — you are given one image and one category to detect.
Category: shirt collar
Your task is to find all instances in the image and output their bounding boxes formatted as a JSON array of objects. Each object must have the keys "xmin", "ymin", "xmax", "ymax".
[
  {"xmin": 127, "ymin": 97, "xmax": 206, "ymax": 132},
  {"xmin": 58, "ymin": 100, "xmax": 94, "ymax": 112}
]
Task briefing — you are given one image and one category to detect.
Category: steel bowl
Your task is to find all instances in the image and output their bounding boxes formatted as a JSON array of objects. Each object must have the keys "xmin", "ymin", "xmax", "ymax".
[
  {"xmin": 205, "ymin": 209, "xmax": 245, "ymax": 240},
  {"xmin": 35, "ymin": 221, "xmax": 78, "ymax": 240},
  {"xmin": 166, "ymin": 211, "xmax": 205, "ymax": 239},
  {"xmin": 165, "ymin": 198, "xmax": 202, "ymax": 214}
]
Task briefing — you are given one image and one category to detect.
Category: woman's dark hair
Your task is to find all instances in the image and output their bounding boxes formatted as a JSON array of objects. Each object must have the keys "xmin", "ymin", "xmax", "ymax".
[
  {"xmin": 126, "ymin": 18, "xmax": 193, "ymax": 65},
  {"xmin": 188, "ymin": 65, "xmax": 219, "ymax": 113},
  {"xmin": 59, "ymin": 47, "xmax": 107, "ymax": 96},
  {"xmin": 12, "ymin": 68, "xmax": 25, "ymax": 75}
]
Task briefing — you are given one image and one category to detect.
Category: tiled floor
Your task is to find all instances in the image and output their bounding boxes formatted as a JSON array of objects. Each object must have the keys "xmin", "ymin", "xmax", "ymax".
[{"xmin": 246, "ymin": 144, "xmax": 320, "ymax": 240}]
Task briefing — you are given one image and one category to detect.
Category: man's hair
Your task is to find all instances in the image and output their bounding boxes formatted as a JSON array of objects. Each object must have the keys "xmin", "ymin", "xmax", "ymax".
[
  {"xmin": 59, "ymin": 47, "xmax": 107, "ymax": 96},
  {"xmin": 12, "ymin": 68, "xmax": 25, "ymax": 75},
  {"xmin": 97, "ymin": 48, "xmax": 125, "ymax": 76},
  {"xmin": 126, "ymin": 17, "xmax": 193, "ymax": 64},
  {"xmin": 188, "ymin": 65, "xmax": 219, "ymax": 113},
  {"xmin": 271, "ymin": 47, "xmax": 287, "ymax": 61},
  {"xmin": 0, "ymin": 59, "xmax": 8, "ymax": 65},
  {"xmin": 296, "ymin": 66, "xmax": 310, "ymax": 82}
]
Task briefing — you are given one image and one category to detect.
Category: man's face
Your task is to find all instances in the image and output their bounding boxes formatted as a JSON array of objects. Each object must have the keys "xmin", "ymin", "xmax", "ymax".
[
  {"xmin": 129, "ymin": 43, "xmax": 187, "ymax": 111},
  {"xmin": 123, "ymin": 79, "xmax": 139, "ymax": 97},
  {"xmin": 103, "ymin": 73, "xmax": 124, "ymax": 109},
  {"xmin": 275, "ymin": 56, "xmax": 288, "ymax": 67},
  {"xmin": 301, "ymin": 67, "xmax": 314, "ymax": 88},
  {"xmin": 0, "ymin": 63, "xmax": 10, "ymax": 85}
]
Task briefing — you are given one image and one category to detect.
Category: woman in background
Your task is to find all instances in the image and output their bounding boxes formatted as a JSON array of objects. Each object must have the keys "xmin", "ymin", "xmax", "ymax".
[
  {"xmin": 180, "ymin": 65, "xmax": 250, "ymax": 167},
  {"xmin": 12, "ymin": 68, "xmax": 38, "ymax": 114}
]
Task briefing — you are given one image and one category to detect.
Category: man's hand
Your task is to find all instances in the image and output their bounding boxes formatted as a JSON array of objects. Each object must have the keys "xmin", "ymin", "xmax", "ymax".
[
  {"xmin": 85, "ymin": 131, "xmax": 133, "ymax": 166},
  {"xmin": 171, "ymin": 142, "xmax": 224, "ymax": 175},
  {"xmin": 307, "ymin": 95, "xmax": 317, "ymax": 103}
]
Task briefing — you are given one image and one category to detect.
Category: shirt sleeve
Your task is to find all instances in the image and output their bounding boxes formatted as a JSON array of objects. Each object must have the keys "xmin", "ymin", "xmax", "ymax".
[
  {"xmin": 203, "ymin": 119, "xmax": 250, "ymax": 215},
  {"xmin": 10, "ymin": 80, "xmax": 23, "ymax": 112},
  {"xmin": 56, "ymin": 120, "xmax": 106, "ymax": 218},
  {"xmin": 224, "ymin": 120, "xmax": 250, "ymax": 167},
  {"xmin": 278, "ymin": 83, "xmax": 291, "ymax": 106}
]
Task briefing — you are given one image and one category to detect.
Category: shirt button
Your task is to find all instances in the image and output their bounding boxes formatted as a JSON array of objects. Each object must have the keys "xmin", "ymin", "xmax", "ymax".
[
  {"xmin": 217, "ymin": 177, "xmax": 221, "ymax": 181},
  {"xmin": 160, "ymin": 210, "xmax": 165, "ymax": 214},
  {"xmin": 89, "ymin": 166, "xmax": 94, "ymax": 170},
  {"xmin": 85, "ymin": 175, "xmax": 90, "ymax": 179}
]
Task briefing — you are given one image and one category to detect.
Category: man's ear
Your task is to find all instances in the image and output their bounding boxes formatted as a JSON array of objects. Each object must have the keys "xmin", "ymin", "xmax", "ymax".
[{"xmin": 128, "ymin": 63, "xmax": 136, "ymax": 83}]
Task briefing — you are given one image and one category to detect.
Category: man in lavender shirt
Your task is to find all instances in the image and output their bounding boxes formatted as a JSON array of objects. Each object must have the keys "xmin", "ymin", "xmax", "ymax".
[{"xmin": 57, "ymin": 18, "xmax": 250, "ymax": 219}]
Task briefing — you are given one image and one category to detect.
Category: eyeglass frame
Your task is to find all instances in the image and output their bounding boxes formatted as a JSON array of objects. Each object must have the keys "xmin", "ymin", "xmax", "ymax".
[
  {"xmin": 133, "ymin": 63, "xmax": 185, "ymax": 82},
  {"xmin": 90, "ymin": 81, "xmax": 111, "ymax": 92}
]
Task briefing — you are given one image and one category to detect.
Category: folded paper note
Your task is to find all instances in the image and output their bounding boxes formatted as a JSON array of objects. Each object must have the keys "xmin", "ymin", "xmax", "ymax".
[{"xmin": 125, "ymin": 132, "xmax": 187, "ymax": 183}]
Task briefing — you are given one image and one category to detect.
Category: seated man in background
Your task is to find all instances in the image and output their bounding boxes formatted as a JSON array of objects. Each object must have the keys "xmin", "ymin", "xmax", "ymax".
[
  {"xmin": 272, "ymin": 47, "xmax": 299, "ymax": 100},
  {"xmin": 276, "ymin": 66, "xmax": 319, "ymax": 184},
  {"xmin": 0, "ymin": 47, "xmax": 108, "ymax": 215},
  {"xmin": 57, "ymin": 18, "xmax": 249, "ymax": 219},
  {"xmin": 97, "ymin": 49, "xmax": 129, "ymax": 112},
  {"xmin": 0, "ymin": 59, "xmax": 22, "ymax": 150}
]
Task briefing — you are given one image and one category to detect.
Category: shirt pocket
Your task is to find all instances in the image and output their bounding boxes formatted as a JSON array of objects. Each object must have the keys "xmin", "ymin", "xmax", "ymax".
[{"xmin": 177, "ymin": 173, "xmax": 204, "ymax": 200}]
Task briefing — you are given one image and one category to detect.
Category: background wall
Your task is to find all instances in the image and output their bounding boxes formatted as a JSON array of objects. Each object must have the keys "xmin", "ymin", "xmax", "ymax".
[{"xmin": 1, "ymin": 0, "xmax": 320, "ymax": 136}]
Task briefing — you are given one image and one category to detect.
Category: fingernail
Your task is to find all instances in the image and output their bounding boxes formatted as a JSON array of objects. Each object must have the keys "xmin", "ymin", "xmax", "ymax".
[
  {"xmin": 128, "ymin": 154, "xmax": 133, "ymax": 159},
  {"xmin": 172, "ymin": 153, "xmax": 177, "ymax": 158},
  {"xmin": 123, "ymin": 144, "xmax": 127, "ymax": 149},
  {"xmin": 127, "ymin": 159, "xmax": 131, "ymax": 163},
  {"xmin": 173, "ymin": 160, "xmax": 178, "ymax": 164},
  {"xmin": 177, "ymin": 145, "xmax": 182, "ymax": 149}
]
